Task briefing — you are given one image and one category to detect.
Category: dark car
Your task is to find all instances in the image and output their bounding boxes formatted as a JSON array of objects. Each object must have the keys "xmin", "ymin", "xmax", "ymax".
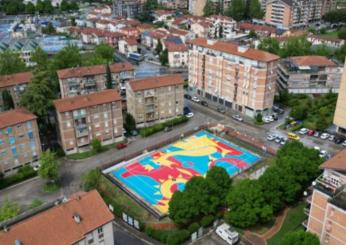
[
  {"xmin": 200, "ymin": 100, "xmax": 208, "ymax": 107},
  {"xmin": 184, "ymin": 94, "xmax": 192, "ymax": 100},
  {"xmin": 217, "ymin": 107, "xmax": 226, "ymax": 114},
  {"xmin": 334, "ymin": 137, "xmax": 344, "ymax": 144},
  {"xmin": 116, "ymin": 143, "xmax": 127, "ymax": 149}
]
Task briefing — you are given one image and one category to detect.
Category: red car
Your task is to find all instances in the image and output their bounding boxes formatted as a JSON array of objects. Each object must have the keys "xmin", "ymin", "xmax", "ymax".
[
  {"xmin": 116, "ymin": 143, "xmax": 127, "ymax": 149},
  {"xmin": 307, "ymin": 130, "xmax": 315, "ymax": 136}
]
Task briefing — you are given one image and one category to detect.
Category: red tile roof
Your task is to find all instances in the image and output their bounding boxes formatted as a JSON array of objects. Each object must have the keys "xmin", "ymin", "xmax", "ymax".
[
  {"xmin": 0, "ymin": 190, "xmax": 114, "ymax": 245},
  {"xmin": 165, "ymin": 41, "xmax": 188, "ymax": 52},
  {"xmin": 57, "ymin": 63, "xmax": 133, "ymax": 79},
  {"xmin": 54, "ymin": 90, "xmax": 121, "ymax": 112},
  {"xmin": 238, "ymin": 22, "xmax": 276, "ymax": 33},
  {"xmin": 0, "ymin": 108, "xmax": 36, "ymax": 129},
  {"xmin": 122, "ymin": 38, "xmax": 138, "ymax": 46},
  {"xmin": 290, "ymin": 56, "xmax": 336, "ymax": 67},
  {"xmin": 320, "ymin": 149, "xmax": 346, "ymax": 171},
  {"xmin": 129, "ymin": 74, "xmax": 183, "ymax": 92},
  {"xmin": 188, "ymin": 38, "xmax": 280, "ymax": 62},
  {"xmin": 0, "ymin": 72, "xmax": 33, "ymax": 89}
]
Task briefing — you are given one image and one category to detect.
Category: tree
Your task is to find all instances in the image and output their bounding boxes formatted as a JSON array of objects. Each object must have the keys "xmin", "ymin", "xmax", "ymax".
[
  {"xmin": 226, "ymin": 0, "xmax": 246, "ymax": 21},
  {"xmin": 225, "ymin": 179, "xmax": 273, "ymax": 228},
  {"xmin": 323, "ymin": 9, "xmax": 346, "ymax": 23},
  {"xmin": 53, "ymin": 45, "xmax": 82, "ymax": 70},
  {"xmin": 258, "ymin": 38, "xmax": 280, "ymax": 55},
  {"xmin": 279, "ymin": 37, "xmax": 312, "ymax": 58},
  {"xmin": 124, "ymin": 113, "xmax": 136, "ymax": 133},
  {"xmin": 31, "ymin": 47, "xmax": 49, "ymax": 71},
  {"xmin": 248, "ymin": 0, "xmax": 263, "ymax": 19},
  {"xmin": 25, "ymin": 2, "xmax": 36, "ymax": 14},
  {"xmin": 160, "ymin": 49, "xmax": 168, "ymax": 66},
  {"xmin": 335, "ymin": 43, "xmax": 346, "ymax": 62},
  {"xmin": 81, "ymin": 169, "xmax": 102, "ymax": 191},
  {"xmin": 91, "ymin": 139, "xmax": 103, "ymax": 153},
  {"xmin": 156, "ymin": 40, "xmax": 163, "ymax": 54},
  {"xmin": 312, "ymin": 44, "xmax": 332, "ymax": 56},
  {"xmin": 290, "ymin": 104, "xmax": 308, "ymax": 120},
  {"xmin": 138, "ymin": 0, "xmax": 158, "ymax": 22},
  {"xmin": 42, "ymin": 22, "xmax": 56, "ymax": 34},
  {"xmin": 106, "ymin": 64, "xmax": 113, "ymax": 89},
  {"xmin": 0, "ymin": 50, "xmax": 26, "ymax": 75},
  {"xmin": 205, "ymin": 166, "xmax": 232, "ymax": 205},
  {"xmin": 255, "ymin": 113, "xmax": 263, "ymax": 124},
  {"xmin": 95, "ymin": 43, "xmax": 114, "ymax": 63},
  {"xmin": 338, "ymin": 27, "xmax": 346, "ymax": 40},
  {"xmin": 38, "ymin": 150, "xmax": 59, "ymax": 182},
  {"xmin": 0, "ymin": 199, "xmax": 20, "ymax": 222},
  {"xmin": 2, "ymin": 90, "xmax": 14, "ymax": 110},
  {"xmin": 20, "ymin": 71, "xmax": 56, "ymax": 121},
  {"xmin": 279, "ymin": 231, "xmax": 320, "ymax": 245},
  {"xmin": 219, "ymin": 25, "xmax": 223, "ymax": 38},
  {"xmin": 203, "ymin": 0, "xmax": 216, "ymax": 17},
  {"xmin": 248, "ymin": 30, "xmax": 257, "ymax": 39}
]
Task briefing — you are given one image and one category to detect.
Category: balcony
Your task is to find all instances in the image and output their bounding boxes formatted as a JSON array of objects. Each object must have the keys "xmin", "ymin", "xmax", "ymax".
[
  {"xmin": 314, "ymin": 174, "xmax": 343, "ymax": 197},
  {"xmin": 302, "ymin": 219, "xmax": 308, "ymax": 228},
  {"xmin": 84, "ymin": 79, "xmax": 97, "ymax": 87},
  {"xmin": 75, "ymin": 124, "xmax": 88, "ymax": 138}
]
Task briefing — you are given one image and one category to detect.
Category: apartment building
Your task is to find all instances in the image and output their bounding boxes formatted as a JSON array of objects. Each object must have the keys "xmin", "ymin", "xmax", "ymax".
[
  {"xmin": 57, "ymin": 63, "xmax": 134, "ymax": 98},
  {"xmin": 265, "ymin": 0, "xmax": 323, "ymax": 29},
  {"xmin": 0, "ymin": 108, "xmax": 41, "ymax": 176},
  {"xmin": 53, "ymin": 90, "xmax": 123, "ymax": 155},
  {"xmin": 118, "ymin": 38, "xmax": 138, "ymax": 56},
  {"xmin": 188, "ymin": 38, "xmax": 280, "ymax": 117},
  {"xmin": 158, "ymin": 0, "xmax": 188, "ymax": 10},
  {"xmin": 165, "ymin": 41, "xmax": 188, "ymax": 68},
  {"xmin": 334, "ymin": 61, "xmax": 346, "ymax": 138},
  {"xmin": 0, "ymin": 72, "xmax": 33, "ymax": 112},
  {"xmin": 188, "ymin": 0, "xmax": 231, "ymax": 16},
  {"xmin": 321, "ymin": 0, "xmax": 337, "ymax": 16},
  {"xmin": 0, "ymin": 190, "xmax": 115, "ymax": 245},
  {"xmin": 126, "ymin": 75, "xmax": 184, "ymax": 127},
  {"xmin": 305, "ymin": 149, "xmax": 346, "ymax": 245},
  {"xmin": 276, "ymin": 56, "xmax": 342, "ymax": 94}
]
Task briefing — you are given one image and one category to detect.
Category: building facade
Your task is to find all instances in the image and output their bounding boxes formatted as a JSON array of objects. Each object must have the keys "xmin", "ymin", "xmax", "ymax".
[
  {"xmin": 188, "ymin": 38, "xmax": 279, "ymax": 117},
  {"xmin": 0, "ymin": 72, "xmax": 32, "ymax": 112},
  {"xmin": 57, "ymin": 63, "xmax": 134, "ymax": 98},
  {"xmin": 306, "ymin": 149, "xmax": 346, "ymax": 245},
  {"xmin": 118, "ymin": 38, "xmax": 138, "ymax": 56},
  {"xmin": 276, "ymin": 56, "xmax": 342, "ymax": 94},
  {"xmin": 0, "ymin": 108, "xmax": 41, "ymax": 176},
  {"xmin": 126, "ymin": 75, "xmax": 184, "ymax": 127},
  {"xmin": 334, "ymin": 61, "xmax": 346, "ymax": 138},
  {"xmin": 265, "ymin": 0, "xmax": 324, "ymax": 29},
  {"xmin": 53, "ymin": 90, "xmax": 123, "ymax": 155},
  {"xmin": 0, "ymin": 190, "xmax": 115, "ymax": 245},
  {"xmin": 165, "ymin": 41, "xmax": 188, "ymax": 68}
]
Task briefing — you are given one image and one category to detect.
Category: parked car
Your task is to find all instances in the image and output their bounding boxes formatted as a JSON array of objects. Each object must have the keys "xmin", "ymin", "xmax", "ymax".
[
  {"xmin": 314, "ymin": 146, "xmax": 321, "ymax": 152},
  {"xmin": 184, "ymin": 94, "xmax": 192, "ymax": 100},
  {"xmin": 313, "ymin": 131, "xmax": 320, "ymax": 137},
  {"xmin": 275, "ymin": 136, "xmax": 282, "ymax": 143},
  {"xmin": 307, "ymin": 130, "xmax": 315, "ymax": 136},
  {"xmin": 334, "ymin": 137, "xmax": 344, "ymax": 144},
  {"xmin": 272, "ymin": 113, "xmax": 278, "ymax": 121},
  {"xmin": 200, "ymin": 100, "xmax": 208, "ymax": 107},
  {"xmin": 319, "ymin": 150, "xmax": 328, "ymax": 158},
  {"xmin": 263, "ymin": 116, "xmax": 273, "ymax": 123},
  {"xmin": 288, "ymin": 132, "xmax": 300, "ymax": 141},
  {"xmin": 343, "ymin": 140, "xmax": 346, "ymax": 147},
  {"xmin": 280, "ymin": 137, "xmax": 287, "ymax": 145},
  {"xmin": 298, "ymin": 128, "xmax": 309, "ymax": 135},
  {"xmin": 273, "ymin": 105, "xmax": 284, "ymax": 114},
  {"xmin": 116, "ymin": 143, "xmax": 127, "ymax": 149},
  {"xmin": 320, "ymin": 133, "xmax": 330, "ymax": 140},
  {"xmin": 192, "ymin": 96, "xmax": 200, "ymax": 103},
  {"xmin": 184, "ymin": 107, "xmax": 194, "ymax": 118},
  {"xmin": 164, "ymin": 126, "xmax": 172, "ymax": 132},
  {"xmin": 266, "ymin": 134, "xmax": 276, "ymax": 141},
  {"xmin": 232, "ymin": 114, "xmax": 243, "ymax": 122},
  {"xmin": 217, "ymin": 107, "xmax": 226, "ymax": 114},
  {"xmin": 328, "ymin": 135, "xmax": 335, "ymax": 141},
  {"xmin": 216, "ymin": 224, "xmax": 239, "ymax": 245}
]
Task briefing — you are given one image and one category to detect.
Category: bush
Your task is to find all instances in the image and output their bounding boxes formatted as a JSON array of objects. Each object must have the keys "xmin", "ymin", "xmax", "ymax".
[
  {"xmin": 201, "ymin": 215, "xmax": 215, "ymax": 227},
  {"xmin": 0, "ymin": 165, "xmax": 37, "ymax": 190},
  {"xmin": 91, "ymin": 139, "xmax": 103, "ymax": 153},
  {"xmin": 139, "ymin": 116, "xmax": 188, "ymax": 137},
  {"xmin": 188, "ymin": 222, "xmax": 200, "ymax": 233},
  {"xmin": 145, "ymin": 227, "xmax": 170, "ymax": 243},
  {"xmin": 166, "ymin": 229, "xmax": 190, "ymax": 245}
]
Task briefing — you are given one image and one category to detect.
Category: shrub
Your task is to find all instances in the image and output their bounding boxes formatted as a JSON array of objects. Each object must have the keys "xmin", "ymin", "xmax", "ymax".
[
  {"xmin": 145, "ymin": 227, "xmax": 170, "ymax": 243},
  {"xmin": 0, "ymin": 165, "xmax": 37, "ymax": 190},
  {"xmin": 166, "ymin": 229, "xmax": 190, "ymax": 245},
  {"xmin": 91, "ymin": 138, "xmax": 102, "ymax": 153},
  {"xmin": 201, "ymin": 215, "xmax": 215, "ymax": 227},
  {"xmin": 188, "ymin": 222, "xmax": 200, "ymax": 233},
  {"xmin": 139, "ymin": 116, "xmax": 188, "ymax": 137}
]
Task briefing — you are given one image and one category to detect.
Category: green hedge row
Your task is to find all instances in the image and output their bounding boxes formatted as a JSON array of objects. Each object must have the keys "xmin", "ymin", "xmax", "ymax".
[
  {"xmin": 139, "ymin": 116, "xmax": 188, "ymax": 137},
  {"xmin": 0, "ymin": 165, "xmax": 37, "ymax": 190},
  {"xmin": 145, "ymin": 227, "xmax": 190, "ymax": 245}
]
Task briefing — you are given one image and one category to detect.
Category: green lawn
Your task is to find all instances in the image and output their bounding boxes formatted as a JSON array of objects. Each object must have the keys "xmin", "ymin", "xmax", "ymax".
[
  {"xmin": 267, "ymin": 202, "xmax": 307, "ymax": 245},
  {"xmin": 320, "ymin": 31, "xmax": 338, "ymax": 38}
]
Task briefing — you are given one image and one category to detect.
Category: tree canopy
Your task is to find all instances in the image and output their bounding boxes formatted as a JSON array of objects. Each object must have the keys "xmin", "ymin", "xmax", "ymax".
[
  {"xmin": 38, "ymin": 150, "xmax": 59, "ymax": 182},
  {"xmin": 52, "ymin": 45, "xmax": 82, "ymax": 70},
  {"xmin": 0, "ymin": 50, "xmax": 26, "ymax": 75},
  {"xmin": 279, "ymin": 231, "xmax": 320, "ymax": 245},
  {"xmin": 81, "ymin": 169, "xmax": 102, "ymax": 191},
  {"xmin": 2, "ymin": 90, "xmax": 14, "ymax": 111},
  {"xmin": 226, "ymin": 0, "xmax": 263, "ymax": 21},
  {"xmin": 323, "ymin": 8, "xmax": 346, "ymax": 23},
  {"xmin": 0, "ymin": 199, "xmax": 20, "ymax": 222}
]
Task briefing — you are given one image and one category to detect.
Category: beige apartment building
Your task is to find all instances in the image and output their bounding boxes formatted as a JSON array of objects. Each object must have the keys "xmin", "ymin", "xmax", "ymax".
[
  {"xmin": 126, "ymin": 75, "xmax": 184, "ymax": 127},
  {"xmin": 57, "ymin": 62, "xmax": 134, "ymax": 98},
  {"xmin": 0, "ymin": 108, "xmax": 41, "ymax": 176},
  {"xmin": 265, "ymin": 0, "xmax": 324, "ymax": 29},
  {"xmin": 53, "ymin": 90, "xmax": 123, "ymax": 155},
  {"xmin": 0, "ymin": 190, "xmax": 115, "ymax": 245},
  {"xmin": 334, "ymin": 61, "xmax": 346, "ymax": 138},
  {"xmin": 0, "ymin": 71, "xmax": 32, "ymax": 112},
  {"xmin": 277, "ymin": 56, "xmax": 342, "ymax": 94},
  {"xmin": 188, "ymin": 38, "xmax": 280, "ymax": 117},
  {"xmin": 305, "ymin": 149, "xmax": 346, "ymax": 245}
]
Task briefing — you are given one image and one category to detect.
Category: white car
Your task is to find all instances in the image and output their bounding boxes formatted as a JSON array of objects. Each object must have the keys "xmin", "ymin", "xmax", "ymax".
[
  {"xmin": 232, "ymin": 114, "xmax": 243, "ymax": 122},
  {"xmin": 299, "ymin": 128, "xmax": 309, "ymax": 135},
  {"xmin": 314, "ymin": 146, "xmax": 321, "ymax": 152},
  {"xmin": 186, "ymin": 112, "xmax": 194, "ymax": 118},
  {"xmin": 328, "ymin": 135, "xmax": 335, "ymax": 141},
  {"xmin": 319, "ymin": 150, "xmax": 328, "ymax": 158},
  {"xmin": 263, "ymin": 116, "xmax": 272, "ymax": 123},
  {"xmin": 320, "ymin": 133, "xmax": 330, "ymax": 140},
  {"xmin": 343, "ymin": 140, "xmax": 346, "ymax": 147},
  {"xmin": 191, "ymin": 96, "xmax": 200, "ymax": 103},
  {"xmin": 216, "ymin": 224, "xmax": 239, "ymax": 245},
  {"xmin": 266, "ymin": 134, "xmax": 276, "ymax": 141}
]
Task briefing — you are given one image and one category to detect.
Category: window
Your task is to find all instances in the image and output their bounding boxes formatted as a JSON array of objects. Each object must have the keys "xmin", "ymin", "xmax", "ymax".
[
  {"xmin": 28, "ymin": 131, "xmax": 33, "ymax": 139},
  {"xmin": 66, "ymin": 122, "xmax": 71, "ymax": 128},
  {"xmin": 64, "ymin": 112, "xmax": 70, "ymax": 117},
  {"xmin": 27, "ymin": 121, "xmax": 32, "ymax": 129},
  {"xmin": 86, "ymin": 233, "xmax": 94, "ymax": 244},
  {"xmin": 11, "ymin": 147, "xmax": 17, "ymax": 157},
  {"xmin": 0, "ymin": 139, "xmax": 4, "ymax": 145},
  {"xmin": 104, "ymin": 112, "xmax": 108, "ymax": 119},
  {"xmin": 98, "ymin": 227, "xmax": 104, "ymax": 239},
  {"xmin": 9, "ymin": 137, "xmax": 15, "ymax": 145},
  {"xmin": 0, "ymin": 150, "xmax": 7, "ymax": 157},
  {"xmin": 6, "ymin": 127, "xmax": 12, "ymax": 135},
  {"xmin": 105, "ymin": 122, "xmax": 109, "ymax": 128}
]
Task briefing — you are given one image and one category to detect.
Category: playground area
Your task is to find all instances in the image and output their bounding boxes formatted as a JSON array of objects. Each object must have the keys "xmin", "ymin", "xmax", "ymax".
[{"xmin": 104, "ymin": 130, "xmax": 261, "ymax": 216}]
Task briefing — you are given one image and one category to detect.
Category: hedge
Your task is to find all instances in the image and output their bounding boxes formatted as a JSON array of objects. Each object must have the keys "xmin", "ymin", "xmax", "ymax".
[
  {"xmin": 145, "ymin": 227, "xmax": 190, "ymax": 245},
  {"xmin": 201, "ymin": 215, "xmax": 215, "ymax": 227},
  {"xmin": 0, "ymin": 165, "xmax": 37, "ymax": 190},
  {"xmin": 139, "ymin": 116, "xmax": 188, "ymax": 137}
]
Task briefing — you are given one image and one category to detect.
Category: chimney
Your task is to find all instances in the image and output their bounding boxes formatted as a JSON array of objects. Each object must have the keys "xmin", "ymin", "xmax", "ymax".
[
  {"xmin": 206, "ymin": 39, "xmax": 216, "ymax": 45},
  {"xmin": 237, "ymin": 45, "xmax": 249, "ymax": 53},
  {"xmin": 14, "ymin": 240, "xmax": 22, "ymax": 245},
  {"xmin": 73, "ymin": 213, "xmax": 81, "ymax": 224}
]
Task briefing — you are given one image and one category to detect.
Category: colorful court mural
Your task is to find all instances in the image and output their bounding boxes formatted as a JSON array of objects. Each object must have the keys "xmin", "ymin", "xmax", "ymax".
[{"xmin": 109, "ymin": 131, "xmax": 261, "ymax": 215}]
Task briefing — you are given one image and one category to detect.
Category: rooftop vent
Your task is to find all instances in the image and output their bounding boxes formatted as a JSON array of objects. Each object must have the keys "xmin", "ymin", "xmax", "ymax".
[
  {"xmin": 14, "ymin": 240, "xmax": 22, "ymax": 245},
  {"xmin": 73, "ymin": 213, "xmax": 81, "ymax": 224},
  {"xmin": 237, "ymin": 46, "xmax": 249, "ymax": 53},
  {"xmin": 207, "ymin": 39, "xmax": 216, "ymax": 45}
]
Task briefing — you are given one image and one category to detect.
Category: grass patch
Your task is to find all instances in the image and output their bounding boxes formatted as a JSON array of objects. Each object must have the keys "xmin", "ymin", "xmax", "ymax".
[
  {"xmin": 267, "ymin": 202, "xmax": 307, "ymax": 245},
  {"xmin": 320, "ymin": 31, "xmax": 338, "ymax": 38},
  {"xmin": 43, "ymin": 183, "xmax": 60, "ymax": 193}
]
